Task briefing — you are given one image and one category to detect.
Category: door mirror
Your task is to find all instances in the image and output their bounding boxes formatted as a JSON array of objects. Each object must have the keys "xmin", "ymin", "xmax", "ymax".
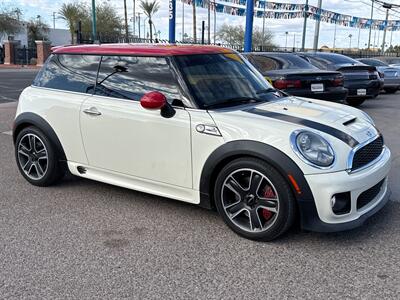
[{"xmin": 140, "ymin": 91, "xmax": 167, "ymax": 110}]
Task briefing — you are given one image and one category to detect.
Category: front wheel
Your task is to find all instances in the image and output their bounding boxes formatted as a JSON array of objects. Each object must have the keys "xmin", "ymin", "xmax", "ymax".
[
  {"xmin": 214, "ymin": 158, "xmax": 296, "ymax": 241},
  {"xmin": 15, "ymin": 126, "xmax": 65, "ymax": 186},
  {"xmin": 346, "ymin": 98, "xmax": 365, "ymax": 107}
]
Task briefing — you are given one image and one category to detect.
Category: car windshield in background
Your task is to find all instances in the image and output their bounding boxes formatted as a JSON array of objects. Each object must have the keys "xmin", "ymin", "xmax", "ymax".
[
  {"xmin": 174, "ymin": 53, "xmax": 279, "ymax": 109},
  {"xmin": 361, "ymin": 59, "xmax": 388, "ymax": 67},
  {"xmin": 252, "ymin": 54, "xmax": 317, "ymax": 71},
  {"xmin": 310, "ymin": 53, "xmax": 359, "ymax": 65}
]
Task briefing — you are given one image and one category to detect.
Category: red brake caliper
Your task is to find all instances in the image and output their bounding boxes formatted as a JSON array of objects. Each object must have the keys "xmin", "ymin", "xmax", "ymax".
[{"xmin": 262, "ymin": 186, "xmax": 275, "ymax": 221}]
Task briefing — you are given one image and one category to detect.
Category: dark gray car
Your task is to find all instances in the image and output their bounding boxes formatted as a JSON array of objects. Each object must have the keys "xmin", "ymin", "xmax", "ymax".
[{"xmin": 295, "ymin": 52, "xmax": 381, "ymax": 107}]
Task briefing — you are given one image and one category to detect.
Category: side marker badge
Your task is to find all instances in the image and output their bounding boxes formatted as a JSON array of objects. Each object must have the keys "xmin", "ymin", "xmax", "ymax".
[{"xmin": 196, "ymin": 124, "xmax": 222, "ymax": 136}]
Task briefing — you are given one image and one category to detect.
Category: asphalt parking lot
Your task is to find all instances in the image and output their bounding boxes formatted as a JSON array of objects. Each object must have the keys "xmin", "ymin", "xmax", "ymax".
[{"xmin": 0, "ymin": 69, "xmax": 400, "ymax": 299}]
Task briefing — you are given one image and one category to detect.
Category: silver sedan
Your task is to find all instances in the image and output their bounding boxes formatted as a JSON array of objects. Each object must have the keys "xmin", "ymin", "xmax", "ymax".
[{"xmin": 358, "ymin": 58, "xmax": 400, "ymax": 94}]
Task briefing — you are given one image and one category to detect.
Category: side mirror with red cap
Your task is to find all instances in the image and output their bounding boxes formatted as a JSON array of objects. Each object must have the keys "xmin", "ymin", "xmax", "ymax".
[{"xmin": 140, "ymin": 91, "xmax": 175, "ymax": 118}]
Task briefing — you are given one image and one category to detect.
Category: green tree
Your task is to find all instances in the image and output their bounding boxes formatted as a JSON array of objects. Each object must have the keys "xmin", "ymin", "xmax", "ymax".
[
  {"xmin": 26, "ymin": 19, "xmax": 49, "ymax": 47},
  {"xmin": 59, "ymin": 1, "xmax": 122, "ymax": 42},
  {"xmin": 139, "ymin": 0, "xmax": 159, "ymax": 42},
  {"xmin": 0, "ymin": 6, "xmax": 22, "ymax": 40},
  {"xmin": 58, "ymin": 3, "xmax": 88, "ymax": 41},
  {"xmin": 216, "ymin": 24, "xmax": 276, "ymax": 48}
]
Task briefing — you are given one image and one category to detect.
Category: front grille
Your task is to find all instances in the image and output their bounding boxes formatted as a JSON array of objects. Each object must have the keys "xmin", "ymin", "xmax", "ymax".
[
  {"xmin": 351, "ymin": 136, "xmax": 384, "ymax": 171},
  {"xmin": 357, "ymin": 179, "xmax": 385, "ymax": 210}
]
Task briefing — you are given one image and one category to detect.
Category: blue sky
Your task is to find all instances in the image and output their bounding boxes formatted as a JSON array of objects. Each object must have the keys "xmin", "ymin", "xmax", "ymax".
[{"xmin": 2, "ymin": 0, "xmax": 400, "ymax": 48}]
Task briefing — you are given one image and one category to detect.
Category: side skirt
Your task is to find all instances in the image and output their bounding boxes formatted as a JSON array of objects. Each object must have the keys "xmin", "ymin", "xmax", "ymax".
[{"xmin": 67, "ymin": 161, "xmax": 201, "ymax": 205}]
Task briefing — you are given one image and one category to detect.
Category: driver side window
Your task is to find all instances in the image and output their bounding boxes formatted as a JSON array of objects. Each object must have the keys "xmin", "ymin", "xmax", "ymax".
[{"xmin": 95, "ymin": 56, "xmax": 182, "ymax": 103}]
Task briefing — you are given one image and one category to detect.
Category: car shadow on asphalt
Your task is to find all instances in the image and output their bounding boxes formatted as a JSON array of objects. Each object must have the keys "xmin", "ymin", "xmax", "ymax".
[{"xmin": 55, "ymin": 174, "xmax": 398, "ymax": 246}]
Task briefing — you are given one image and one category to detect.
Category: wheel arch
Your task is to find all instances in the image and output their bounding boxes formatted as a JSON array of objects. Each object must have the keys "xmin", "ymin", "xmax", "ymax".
[
  {"xmin": 199, "ymin": 140, "xmax": 315, "ymax": 210},
  {"xmin": 13, "ymin": 112, "xmax": 67, "ymax": 163}
]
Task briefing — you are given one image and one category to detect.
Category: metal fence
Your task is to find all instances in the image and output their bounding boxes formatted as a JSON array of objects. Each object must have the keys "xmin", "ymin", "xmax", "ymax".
[
  {"xmin": 13, "ymin": 46, "xmax": 37, "ymax": 65},
  {"xmin": 77, "ymin": 32, "xmax": 400, "ymax": 59}
]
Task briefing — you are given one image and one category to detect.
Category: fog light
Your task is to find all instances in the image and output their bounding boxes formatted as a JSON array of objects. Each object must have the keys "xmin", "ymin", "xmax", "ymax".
[{"xmin": 331, "ymin": 192, "xmax": 351, "ymax": 215}]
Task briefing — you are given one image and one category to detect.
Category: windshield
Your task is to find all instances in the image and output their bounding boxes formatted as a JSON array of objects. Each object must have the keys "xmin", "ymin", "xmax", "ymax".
[
  {"xmin": 311, "ymin": 53, "xmax": 359, "ymax": 65},
  {"xmin": 361, "ymin": 59, "xmax": 388, "ymax": 67},
  {"xmin": 174, "ymin": 53, "xmax": 278, "ymax": 109}
]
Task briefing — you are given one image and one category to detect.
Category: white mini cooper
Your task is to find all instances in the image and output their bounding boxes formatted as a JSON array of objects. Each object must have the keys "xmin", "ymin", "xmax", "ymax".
[{"xmin": 14, "ymin": 44, "xmax": 391, "ymax": 241}]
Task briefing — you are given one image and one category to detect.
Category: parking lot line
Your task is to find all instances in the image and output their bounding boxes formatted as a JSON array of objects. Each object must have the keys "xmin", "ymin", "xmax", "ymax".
[{"xmin": 1, "ymin": 131, "xmax": 12, "ymax": 136}]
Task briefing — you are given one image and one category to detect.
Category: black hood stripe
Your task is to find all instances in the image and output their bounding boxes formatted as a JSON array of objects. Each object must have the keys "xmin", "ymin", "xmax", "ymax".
[{"xmin": 245, "ymin": 108, "xmax": 359, "ymax": 147}]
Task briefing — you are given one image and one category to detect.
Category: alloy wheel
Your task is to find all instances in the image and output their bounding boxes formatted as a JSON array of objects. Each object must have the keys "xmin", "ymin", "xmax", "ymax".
[
  {"xmin": 221, "ymin": 168, "xmax": 279, "ymax": 233},
  {"xmin": 17, "ymin": 133, "xmax": 49, "ymax": 180}
]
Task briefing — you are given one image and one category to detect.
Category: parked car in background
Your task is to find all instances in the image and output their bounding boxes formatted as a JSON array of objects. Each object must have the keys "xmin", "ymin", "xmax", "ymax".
[
  {"xmin": 244, "ymin": 52, "xmax": 348, "ymax": 103},
  {"xmin": 357, "ymin": 58, "xmax": 400, "ymax": 93},
  {"xmin": 372, "ymin": 56, "xmax": 400, "ymax": 67},
  {"xmin": 296, "ymin": 52, "xmax": 381, "ymax": 107}
]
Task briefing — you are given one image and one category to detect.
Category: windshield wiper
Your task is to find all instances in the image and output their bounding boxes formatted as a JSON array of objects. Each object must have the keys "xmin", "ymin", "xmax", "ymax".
[
  {"xmin": 204, "ymin": 97, "xmax": 263, "ymax": 109},
  {"xmin": 256, "ymin": 88, "xmax": 277, "ymax": 95}
]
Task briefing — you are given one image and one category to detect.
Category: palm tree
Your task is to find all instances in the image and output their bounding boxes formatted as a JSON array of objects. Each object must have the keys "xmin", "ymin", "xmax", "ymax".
[
  {"xmin": 59, "ymin": 3, "xmax": 86, "ymax": 41},
  {"xmin": 192, "ymin": 0, "xmax": 197, "ymax": 43},
  {"xmin": 139, "ymin": 0, "xmax": 159, "ymax": 42}
]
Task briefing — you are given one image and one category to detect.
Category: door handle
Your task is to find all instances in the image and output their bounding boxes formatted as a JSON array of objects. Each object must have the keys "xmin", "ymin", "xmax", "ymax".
[{"xmin": 83, "ymin": 107, "xmax": 102, "ymax": 116}]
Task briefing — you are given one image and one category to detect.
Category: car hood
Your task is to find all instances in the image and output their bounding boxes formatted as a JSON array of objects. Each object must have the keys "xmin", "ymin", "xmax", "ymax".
[{"xmin": 209, "ymin": 96, "xmax": 378, "ymax": 147}]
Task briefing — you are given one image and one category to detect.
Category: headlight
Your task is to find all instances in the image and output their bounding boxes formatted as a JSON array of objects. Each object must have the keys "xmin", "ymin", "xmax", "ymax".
[{"xmin": 291, "ymin": 131, "xmax": 335, "ymax": 168}]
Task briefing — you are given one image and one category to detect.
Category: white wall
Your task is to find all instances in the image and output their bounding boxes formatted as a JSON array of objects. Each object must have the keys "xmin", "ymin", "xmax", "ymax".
[
  {"xmin": 1, "ymin": 27, "xmax": 71, "ymax": 48},
  {"xmin": 48, "ymin": 29, "xmax": 71, "ymax": 46}
]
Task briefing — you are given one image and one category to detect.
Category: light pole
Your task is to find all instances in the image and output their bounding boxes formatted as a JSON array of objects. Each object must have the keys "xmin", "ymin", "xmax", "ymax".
[
  {"xmin": 313, "ymin": 0, "xmax": 322, "ymax": 50},
  {"xmin": 301, "ymin": 0, "xmax": 309, "ymax": 51},
  {"xmin": 333, "ymin": 23, "xmax": 337, "ymax": 49},
  {"xmin": 207, "ymin": 0, "xmax": 211, "ymax": 44},
  {"xmin": 368, "ymin": 0, "xmax": 374, "ymax": 49},
  {"xmin": 182, "ymin": 0, "xmax": 185, "ymax": 42},
  {"xmin": 137, "ymin": 13, "xmax": 141, "ymax": 39},
  {"xmin": 381, "ymin": 3, "xmax": 391, "ymax": 54},
  {"xmin": 285, "ymin": 32, "xmax": 289, "ymax": 50},
  {"xmin": 52, "ymin": 12, "xmax": 57, "ymax": 29},
  {"xmin": 348, "ymin": 34, "xmax": 353, "ymax": 49},
  {"xmin": 91, "ymin": 0, "xmax": 97, "ymax": 42},
  {"xmin": 213, "ymin": 0, "xmax": 216, "ymax": 44},
  {"xmin": 133, "ymin": 0, "xmax": 136, "ymax": 37},
  {"xmin": 262, "ymin": 0, "xmax": 266, "ymax": 50}
]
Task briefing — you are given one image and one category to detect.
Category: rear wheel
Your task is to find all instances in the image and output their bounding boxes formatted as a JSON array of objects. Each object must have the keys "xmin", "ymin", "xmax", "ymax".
[
  {"xmin": 346, "ymin": 98, "xmax": 365, "ymax": 107},
  {"xmin": 214, "ymin": 158, "xmax": 296, "ymax": 241},
  {"xmin": 15, "ymin": 126, "xmax": 65, "ymax": 186},
  {"xmin": 384, "ymin": 88, "xmax": 398, "ymax": 94}
]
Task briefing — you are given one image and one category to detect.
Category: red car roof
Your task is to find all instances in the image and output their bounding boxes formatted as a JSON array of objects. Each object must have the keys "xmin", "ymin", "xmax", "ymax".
[{"xmin": 52, "ymin": 43, "xmax": 234, "ymax": 56}]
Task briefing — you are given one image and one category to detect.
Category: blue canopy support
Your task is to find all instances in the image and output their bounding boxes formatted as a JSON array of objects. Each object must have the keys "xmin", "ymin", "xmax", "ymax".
[
  {"xmin": 244, "ymin": 0, "xmax": 254, "ymax": 52},
  {"xmin": 169, "ymin": 0, "xmax": 176, "ymax": 43}
]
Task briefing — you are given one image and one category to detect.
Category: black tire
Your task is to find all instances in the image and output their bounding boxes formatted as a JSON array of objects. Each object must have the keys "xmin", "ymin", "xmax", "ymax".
[
  {"xmin": 346, "ymin": 98, "xmax": 365, "ymax": 107},
  {"xmin": 214, "ymin": 157, "xmax": 296, "ymax": 241},
  {"xmin": 384, "ymin": 88, "xmax": 398, "ymax": 94},
  {"xmin": 15, "ymin": 126, "xmax": 65, "ymax": 186}
]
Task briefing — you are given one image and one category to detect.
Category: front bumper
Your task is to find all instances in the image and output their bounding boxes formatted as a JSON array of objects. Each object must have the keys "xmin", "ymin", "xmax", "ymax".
[{"xmin": 299, "ymin": 147, "xmax": 391, "ymax": 232}]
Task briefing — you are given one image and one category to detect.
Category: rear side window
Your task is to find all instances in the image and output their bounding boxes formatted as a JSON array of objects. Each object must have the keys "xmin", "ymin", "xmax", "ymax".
[
  {"xmin": 94, "ymin": 56, "xmax": 181, "ymax": 102},
  {"xmin": 33, "ymin": 54, "xmax": 100, "ymax": 93},
  {"xmin": 248, "ymin": 55, "xmax": 279, "ymax": 72},
  {"xmin": 250, "ymin": 54, "xmax": 316, "ymax": 72}
]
